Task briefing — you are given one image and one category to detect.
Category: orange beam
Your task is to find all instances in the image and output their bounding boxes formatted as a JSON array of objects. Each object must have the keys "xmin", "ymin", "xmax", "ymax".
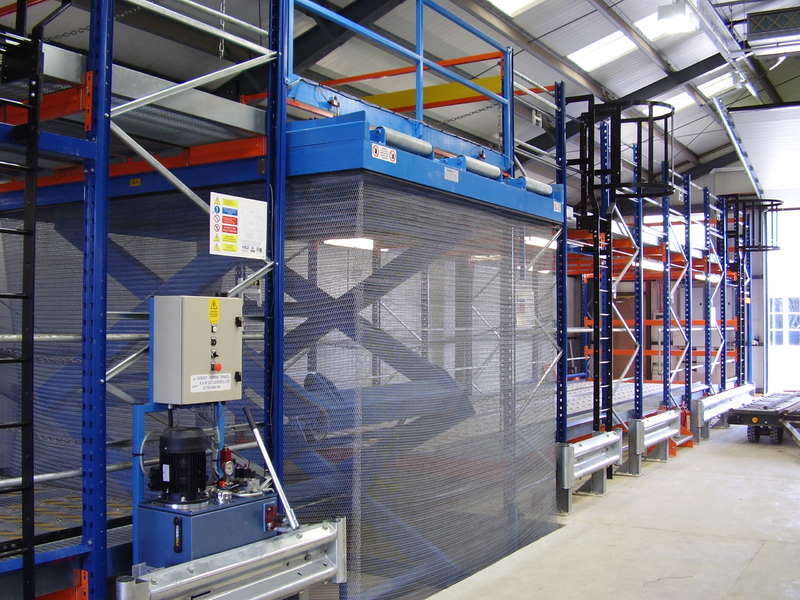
[
  {"xmin": 37, "ymin": 570, "xmax": 88, "ymax": 600},
  {"xmin": 0, "ymin": 85, "xmax": 88, "ymax": 127},
  {"xmin": 586, "ymin": 349, "xmax": 737, "ymax": 357},
  {"xmin": 0, "ymin": 136, "xmax": 266, "ymax": 193},
  {"xmin": 0, "ymin": 0, "xmax": 49, "ymax": 16}
]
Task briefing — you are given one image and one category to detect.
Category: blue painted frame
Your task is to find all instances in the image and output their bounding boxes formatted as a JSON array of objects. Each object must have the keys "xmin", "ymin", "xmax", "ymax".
[
  {"xmin": 633, "ymin": 147, "xmax": 644, "ymax": 421},
  {"xmin": 661, "ymin": 164, "xmax": 672, "ymax": 408},
  {"xmin": 81, "ymin": 0, "xmax": 114, "ymax": 595},
  {"xmin": 555, "ymin": 81, "xmax": 568, "ymax": 444},
  {"xmin": 718, "ymin": 196, "xmax": 728, "ymax": 390},
  {"xmin": 683, "ymin": 176, "xmax": 693, "ymax": 406},
  {"xmin": 267, "ymin": 0, "xmax": 290, "ymax": 486}
]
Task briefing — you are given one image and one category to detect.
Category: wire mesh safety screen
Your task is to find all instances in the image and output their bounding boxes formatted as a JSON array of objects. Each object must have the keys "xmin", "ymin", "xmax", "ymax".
[
  {"xmin": 284, "ymin": 171, "xmax": 559, "ymax": 600},
  {"xmin": 0, "ymin": 185, "xmax": 269, "ymax": 542}
]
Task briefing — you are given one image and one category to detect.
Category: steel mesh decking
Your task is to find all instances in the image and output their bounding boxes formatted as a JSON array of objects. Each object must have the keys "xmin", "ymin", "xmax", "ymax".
[{"xmin": 284, "ymin": 171, "xmax": 559, "ymax": 600}]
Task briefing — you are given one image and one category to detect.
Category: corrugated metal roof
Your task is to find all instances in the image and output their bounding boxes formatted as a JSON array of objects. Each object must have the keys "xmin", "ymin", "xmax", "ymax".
[
  {"xmin": 1, "ymin": 0, "xmax": 796, "ymax": 194},
  {"xmin": 591, "ymin": 51, "xmax": 665, "ymax": 98},
  {"xmin": 537, "ymin": 10, "xmax": 621, "ymax": 58},
  {"xmin": 513, "ymin": 2, "xmax": 597, "ymax": 38}
]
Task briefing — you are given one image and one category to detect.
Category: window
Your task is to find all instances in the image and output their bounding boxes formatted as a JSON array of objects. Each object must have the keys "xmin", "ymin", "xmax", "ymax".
[{"xmin": 769, "ymin": 297, "xmax": 800, "ymax": 345}]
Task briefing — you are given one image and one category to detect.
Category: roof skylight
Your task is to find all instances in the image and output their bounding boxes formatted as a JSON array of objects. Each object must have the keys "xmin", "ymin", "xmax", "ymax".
[
  {"xmin": 662, "ymin": 91, "xmax": 695, "ymax": 111},
  {"xmin": 569, "ymin": 13, "xmax": 679, "ymax": 72},
  {"xmin": 661, "ymin": 73, "xmax": 736, "ymax": 112},
  {"xmin": 486, "ymin": 0, "xmax": 545, "ymax": 18},
  {"xmin": 698, "ymin": 73, "xmax": 736, "ymax": 98}
]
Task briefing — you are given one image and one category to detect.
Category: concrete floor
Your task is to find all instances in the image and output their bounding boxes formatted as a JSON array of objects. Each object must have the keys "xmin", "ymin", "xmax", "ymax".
[{"xmin": 429, "ymin": 426, "xmax": 800, "ymax": 600}]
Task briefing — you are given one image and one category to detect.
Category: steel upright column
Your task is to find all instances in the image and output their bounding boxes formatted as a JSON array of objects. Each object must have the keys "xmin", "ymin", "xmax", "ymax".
[
  {"xmin": 596, "ymin": 120, "xmax": 613, "ymax": 433},
  {"xmin": 82, "ymin": 0, "xmax": 114, "ymax": 596},
  {"xmin": 265, "ymin": 0, "xmax": 289, "ymax": 478},
  {"xmin": 703, "ymin": 187, "xmax": 713, "ymax": 392},
  {"xmin": 744, "ymin": 219, "xmax": 753, "ymax": 384},
  {"xmin": 682, "ymin": 176, "xmax": 693, "ymax": 405},
  {"xmin": 632, "ymin": 148, "xmax": 644, "ymax": 420},
  {"xmin": 555, "ymin": 82, "xmax": 568, "ymax": 445},
  {"xmin": 661, "ymin": 165, "xmax": 672, "ymax": 407},
  {"xmin": 718, "ymin": 196, "xmax": 727, "ymax": 390}
]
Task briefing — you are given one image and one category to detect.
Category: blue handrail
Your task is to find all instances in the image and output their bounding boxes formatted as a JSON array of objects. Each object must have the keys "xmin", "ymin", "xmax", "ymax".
[{"xmin": 293, "ymin": 0, "xmax": 515, "ymax": 172}]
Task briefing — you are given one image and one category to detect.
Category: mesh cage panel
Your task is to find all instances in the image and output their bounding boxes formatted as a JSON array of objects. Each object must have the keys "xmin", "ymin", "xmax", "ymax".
[
  {"xmin": 285, "ymin": 171, "xmax": 558, "ymax": 600},
  {"xmin": 0, "ymin": 185, "xmax": 268, "ymax": 520}
]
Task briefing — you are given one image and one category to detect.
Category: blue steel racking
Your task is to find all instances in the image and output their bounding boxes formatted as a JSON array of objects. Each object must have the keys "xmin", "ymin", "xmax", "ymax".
[
  {"xmin": 0, "ymin": 0, "xmax": 115, "ymax": 597},
  {"xmin": 0, "ymin": 0, "xmax": 566, "ymax": 597},
  {"xmin": 555, "ymin": 81, "xmax": 568, "ymax": 445},
  {"xmin": 0, "ymin": 0, "xmax": 764, "ymax": 591},
  {"xmin": 682, "ymin": 175, "xmax": 694, "ymax": 406},
  {"xmin": 554, "ymin": 95, "xmax": 753, "ymax": 451},
  {"xmin": 81, "ymin": 0, "xmax": 115, "ymax": 595}
]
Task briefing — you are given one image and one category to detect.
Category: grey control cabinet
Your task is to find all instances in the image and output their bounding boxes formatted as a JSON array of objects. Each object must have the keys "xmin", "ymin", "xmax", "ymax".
[{"xmin": 152, "ymin": 296, "xmax": 244, "ymax": 405}]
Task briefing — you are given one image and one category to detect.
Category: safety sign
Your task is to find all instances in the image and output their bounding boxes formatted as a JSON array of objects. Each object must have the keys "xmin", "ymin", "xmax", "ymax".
[{"xmin": 209, "ymin": 192, "xmax": 267, "ymax": 260}]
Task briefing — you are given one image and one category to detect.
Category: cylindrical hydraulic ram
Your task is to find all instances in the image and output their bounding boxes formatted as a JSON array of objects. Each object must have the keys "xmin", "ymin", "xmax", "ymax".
[
  {"xmin": 508, "ymin": 175, "xmax": 553, "ymax": 196},
  {"xmin": 377, "ymin": 127, "xmax": 433, "ymax": 157},
  {"xmin": 460, "ymin": 155, "xmax": 502, "ymax": 179},
  {"xmin": 522, "ymin": 176, "xmax": 553, "ymax": 196}
]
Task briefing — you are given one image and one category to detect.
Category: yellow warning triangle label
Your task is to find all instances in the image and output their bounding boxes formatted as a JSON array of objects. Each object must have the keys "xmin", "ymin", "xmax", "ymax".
[
  {"xmin": 208, "ymin": 298, "xmax": 220, "ymax": 324},
  {"xmin": 214, "ymin": 235, "xmax": 220, "ymax": 242},
  {"xmin": 214, "ymin": 244, "xmax": 220, "ymax": 251},
  {"xmin": 214, "ymin": 197, "xmax": 221, "ymax": 204}
]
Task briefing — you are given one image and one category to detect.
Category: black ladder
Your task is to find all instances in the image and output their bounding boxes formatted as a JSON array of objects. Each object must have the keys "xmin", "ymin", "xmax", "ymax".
[{"xmin": 0, "ymin": 24, "xmax": 42, "ymax": 600}]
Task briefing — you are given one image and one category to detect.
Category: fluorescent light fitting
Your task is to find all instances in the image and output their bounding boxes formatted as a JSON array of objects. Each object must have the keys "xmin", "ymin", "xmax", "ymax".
[
  {"xmin": 749, "ymin": 41, "xmax": 800, "ymax": 56},
  {"xmin": 324, "ymin": 237, "xmax": 374, "ymax": 250},
  {"xmin": 486, "ymin": 0, "xmax": 544, "ymax": 17},
  {"xmin": 657, "ymin": 1, "xmax": 698, "ymax": 34},
  {"xmin": 524, "ymin": 235, "xmax": 557, "ymax": 249}
]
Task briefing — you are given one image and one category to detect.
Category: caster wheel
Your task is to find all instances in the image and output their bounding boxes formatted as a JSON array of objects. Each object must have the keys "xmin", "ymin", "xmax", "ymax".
[
  {"xmin": 770, "ymin": 427, "xmax": 784, "ymax": 445},
  {"xmin": 747, "ymin": 426, "xmax": 761, "ymax": 443}
]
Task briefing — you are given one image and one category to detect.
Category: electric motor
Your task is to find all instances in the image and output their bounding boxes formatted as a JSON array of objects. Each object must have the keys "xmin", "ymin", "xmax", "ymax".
[{"xmin": 150, "ymin": 427, "xmax": 208, "ymax": 505}]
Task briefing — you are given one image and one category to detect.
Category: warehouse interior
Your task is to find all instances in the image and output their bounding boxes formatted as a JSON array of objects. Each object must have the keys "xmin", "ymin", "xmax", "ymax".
[{"xmin": 0, "ymin": 0, "xmax": 798, "ymax": 598}]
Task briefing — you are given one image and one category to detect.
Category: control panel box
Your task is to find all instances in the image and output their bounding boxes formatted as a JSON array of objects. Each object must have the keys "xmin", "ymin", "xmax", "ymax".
[{"xmin": 152, "ymin": 296, "xmax": 243, "ymax": 405}]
